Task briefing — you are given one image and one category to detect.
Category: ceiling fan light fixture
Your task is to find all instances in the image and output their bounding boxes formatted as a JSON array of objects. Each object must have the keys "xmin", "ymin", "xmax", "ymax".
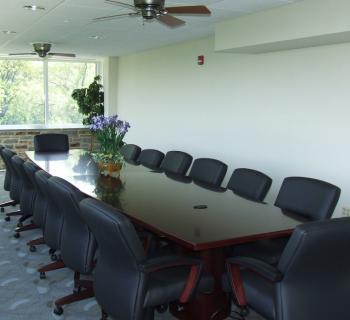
[
  {"xmin": 2, "ymin": 30, "xmax": 17, "ymax": 35},
  {"xmin": 23, "ymin": 5, "xmax": 46, "ymax": 11}
]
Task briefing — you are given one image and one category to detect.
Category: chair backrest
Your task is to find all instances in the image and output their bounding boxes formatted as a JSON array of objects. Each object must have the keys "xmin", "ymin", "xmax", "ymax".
[
  {"xmin": 227, "ymin": 168, "xmax": 272, "ymax": 202},
  {"xmin": 35, "ymin": 170, "xmax": 62, "ymax": 250},
  {"xmin": 160, "ymin": 151, "xmax": 193, "ymax": 175},
  {"xmin": 11, "ymin": 155, "xmax": 36, "ymax": 215},
  {"xmin": 79, "ymin": 198, "xmax": 146, "ymax": 319},
  {"xmin": 47, "ymin": 177, "xmax": 95, "ymax": 274},
  {"xmin": 277, "ymin": 218, "xmax": 350, "ymax": 320},
  {"xmin": 275, "ymin": 177, "xmax": 341, "ymax": 221},
  {"xmin": 1, "ymin": 148, "xmax": 20, "ymax": 201},
  {"xmin": 137, "ymin": 149, "xmax": 164, "ymax": 169},
  {"xmin": 121, "ymin": 144, "xmax": 141, "ymax": 162},
  {"xmin": 34, "ymin": 133, "xmax": 69, "ymax": 152},
  {"xmin": 33, "ymin": 170, "xmax": 51, "ymax": 231},
  {"xmin": 0, "ymin": 146, "xmax": 11, "ymax": 191},
  {"xmin": 23, "ymin": 162, "xmax": 45, "ymax": 227},
  {"xmin": 189, "ymin": 158, "xmax": 227, "ymax": 187}
]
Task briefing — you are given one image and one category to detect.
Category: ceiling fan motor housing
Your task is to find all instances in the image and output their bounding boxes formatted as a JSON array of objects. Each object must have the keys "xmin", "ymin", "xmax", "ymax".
[
  {"xmin": 33, "ymin": 43, "xmax": 52, "ymax": 58},
  {"xmin": 134, "ymin": 0, "xmax": 165, "ymax": 19}
]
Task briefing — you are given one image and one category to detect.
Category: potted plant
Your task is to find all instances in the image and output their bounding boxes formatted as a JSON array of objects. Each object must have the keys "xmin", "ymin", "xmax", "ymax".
[
  {"xmin": 90, "ymin": 115, "xmax": 130, "ymax": 178},
  {"xmin": 71, "ymin": 75, "xmax": 104, "ymax": 125}
]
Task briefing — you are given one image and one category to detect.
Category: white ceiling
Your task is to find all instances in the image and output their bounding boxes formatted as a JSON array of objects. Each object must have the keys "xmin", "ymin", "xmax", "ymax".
[{"xmin": 0, "ymin": 0, "xmax": 302, "ymax": 58}]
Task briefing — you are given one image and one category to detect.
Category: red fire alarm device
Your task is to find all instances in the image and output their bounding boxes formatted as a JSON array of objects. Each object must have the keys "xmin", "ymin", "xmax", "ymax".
[{"xmin": 197, "ymin": 55, "xmax": 204, "ymax": 65}]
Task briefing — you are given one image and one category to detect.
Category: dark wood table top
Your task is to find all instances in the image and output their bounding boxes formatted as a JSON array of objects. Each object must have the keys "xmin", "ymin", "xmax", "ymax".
[{"xmin": 26, "ymin": 150, "xmax": 305, "ymax": 251}]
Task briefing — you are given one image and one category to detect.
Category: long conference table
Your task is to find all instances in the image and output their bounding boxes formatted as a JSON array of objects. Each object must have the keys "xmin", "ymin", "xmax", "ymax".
[{"xmin": 26, "ymin": 149, "xmax": 306, "ymax": 320}]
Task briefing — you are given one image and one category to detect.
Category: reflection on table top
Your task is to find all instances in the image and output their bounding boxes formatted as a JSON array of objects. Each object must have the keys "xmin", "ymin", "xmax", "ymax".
[{"xmin": 26, "ymin": 150, "xmax": 305, "ymax": 251}]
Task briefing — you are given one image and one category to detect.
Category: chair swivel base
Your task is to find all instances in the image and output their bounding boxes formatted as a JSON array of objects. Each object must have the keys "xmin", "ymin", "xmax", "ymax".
[
  {"xmin": 37, "ymin": 260, "xmax": 66, "ymax": 279},
  {"xmin": 53, "ymin": 272, "xmax": 94, "ymax": 316},
  {"xmin": 0, "ymin": 200, "xmax": 17, "ymax": 212}
]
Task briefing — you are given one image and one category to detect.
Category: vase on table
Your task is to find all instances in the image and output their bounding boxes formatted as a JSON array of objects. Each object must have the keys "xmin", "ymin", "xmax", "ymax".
[
  {"xmin": 89, "ymin": 114, "xmax": 131, "ymax": 179},
  {"xmin": 97, "ymin": 161, "xmax": 123, "ymax": 178}
]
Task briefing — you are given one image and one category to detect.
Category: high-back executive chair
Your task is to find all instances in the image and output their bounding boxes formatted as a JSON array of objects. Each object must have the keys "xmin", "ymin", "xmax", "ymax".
[
  {"xmin": 34, "ymin": 133, "xmax": 69, "ymax": 152},
  {"xmin": 1, "ymin": 148, "xmax": 22, "ymax": 217},
  {"xmin": 223, "ymin": 218, "xmax": 350, "ymax": 320},
  {"xmin": 160, "ymin": 151, "xmax": 193, "ymax": 176},
  {"xmin": 0, "ymin": 146, "xmax": 17, "ymax": 211},
  {"xmin": 189, "ymin": 158, "xmax": 227, "ymax": 189},
  {"xmin": 227, "ymin": 168, "xmax": 272, "ymax": 202},
  {"xmin": 79, "ymin": 198, "xmax": 214, "ymax": 320},
  {"xmin": 121, "ymin": 144, "xmax": 141, "ymax": 162},
  {"xmin": 232, "ymin": 176, "xmax": 341, "ymax": 265},
  {"xmin": 35, "ymin": 170, "xmax": 67, "ymax": 279},
  {"xmin": 23, "ymin": 162, "xmax": 48, "ymax": 251},
  {"xmin": 138, "ymin": 149, "xmax": 165, "ymax": 169},
  {"xmin": 46, "ymin": 177, "xmax": 96, "ymax": 316}
]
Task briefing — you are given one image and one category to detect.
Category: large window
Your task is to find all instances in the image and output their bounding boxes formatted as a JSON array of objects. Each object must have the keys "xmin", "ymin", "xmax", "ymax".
[{"xmin": 0, "ymin": 59, "xmax": 98, "ymax": 126}]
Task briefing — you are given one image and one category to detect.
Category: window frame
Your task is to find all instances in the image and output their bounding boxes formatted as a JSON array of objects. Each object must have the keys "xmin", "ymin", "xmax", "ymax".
[{"xmin": 0, "ymin": 56, "xmax": 102, "ymax": 130}]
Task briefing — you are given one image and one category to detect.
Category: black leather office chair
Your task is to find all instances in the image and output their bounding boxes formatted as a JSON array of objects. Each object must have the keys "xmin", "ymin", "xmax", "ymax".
[
  {"xmin": 121, "ymin": 144, "xmax": 141, "ymax": 162},
  {"xmin": 35, "ymin": 170, "xmax": 66, "ymax": 279},
  {"xmin": 34, "ymin": 133, "xmax": 69, "ymax": 152},
  {"xmin": 138, "ymin": 149, "xmax": 165, "ymax": 169},
  {"xmin": 46, "ymin": 177, "xmax": 95, "ymax": 316},
  {"xmin": 227, "ymin": 168, "xmax": 272, "ymax": 202},
  {"xmin": 160, "ymin": 151, "xmax": 193, "ymax": 175},
  {"xmin": 0, "ymin": 145, "xmax": 11, "ymax": 192},
  {"xmin": 223, "ymin": 217, "xmax": 350, "ymax": 320},
  {"xmin": 11, "ymin": 156, "xmax": 38, "ymax": 237},
  {"xmin": 23, "ymin": 162, "xmax": 47, "ymax": 251},
  {"xmin": 1, "ymin": 148, "xmax": 21, "ymax": 215},
  {"xmin": 79, "ymin": 198, "xmax": 214, "ymax": 320},
  {"xmin": 232, "ymin": 176, "xmax": 341, "ymax": 265},
  {"xmin": 189, "ymin": 158, "xmax": 227, "ymax": 189}
]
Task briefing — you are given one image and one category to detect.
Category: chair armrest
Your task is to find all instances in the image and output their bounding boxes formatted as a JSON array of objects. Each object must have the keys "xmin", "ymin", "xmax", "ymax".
[
  {"xmin": 225, "ymin": 256, "xmax": 283, "ymax": 308},
  {"xmin": 226, "ymin": 256, "xmax": 283, "ymax": 282},
  {"xmin": 140, "ymin": 255, "xmax": 203, "ymax": 303}
]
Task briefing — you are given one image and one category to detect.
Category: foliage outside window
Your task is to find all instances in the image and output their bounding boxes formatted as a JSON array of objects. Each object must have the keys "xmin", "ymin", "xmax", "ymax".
[{"xmin": 0, "ymin": 59, "xmax": 98, "ymax": 126}]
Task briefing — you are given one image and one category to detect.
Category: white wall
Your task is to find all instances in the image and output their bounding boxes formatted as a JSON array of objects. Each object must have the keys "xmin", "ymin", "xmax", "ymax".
[{"xmin": 113, "ymin": 36, "xmax": 350, "ymax": 217}]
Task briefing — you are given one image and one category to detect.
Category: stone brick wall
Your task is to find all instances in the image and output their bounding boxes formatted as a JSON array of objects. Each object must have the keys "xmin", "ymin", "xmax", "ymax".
[{"xmin": 0, "ymin": 128, "xmax": 93, "ymax": 169}]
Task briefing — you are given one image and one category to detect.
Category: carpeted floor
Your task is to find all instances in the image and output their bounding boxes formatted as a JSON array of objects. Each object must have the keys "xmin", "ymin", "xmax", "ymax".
[{"xmin": 0, "ymin": 172, "xmax": 264, "ymax": 320}]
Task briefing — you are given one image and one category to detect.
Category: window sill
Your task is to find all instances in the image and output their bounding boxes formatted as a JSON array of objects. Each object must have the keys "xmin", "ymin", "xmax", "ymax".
[{"xmin": 0, "ymin": 124, "xmax": 89, "ymax": 131}]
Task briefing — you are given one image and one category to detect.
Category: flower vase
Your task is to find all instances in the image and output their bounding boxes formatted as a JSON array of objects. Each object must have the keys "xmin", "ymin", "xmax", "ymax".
[{"xmin": 97, "ymin": 162, "xmax": 123, "ymax": 178}]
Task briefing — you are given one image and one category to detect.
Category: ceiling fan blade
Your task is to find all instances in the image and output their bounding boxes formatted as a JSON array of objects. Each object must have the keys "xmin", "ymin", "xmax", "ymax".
[
  {"xmin": 104, "ymin": 0, "xmax": 138, "ymax": 11},
  {"xmin": 49, "ymin": 53, "xmax": 76, "ymax": 57},
  {"xmin": 157, "ymin": 14, "xmax": 185, "ymax": 28},
  {"xmin": 8, "ymin": 53, "xmax": 36, "ymax": 56},
  {"xmin": 93, "ymin": 12, "xmax": 139, "ymax": 22},
  {"xmin": 165, "ymin": 5, "xmax": 211, "ymax": 15}
]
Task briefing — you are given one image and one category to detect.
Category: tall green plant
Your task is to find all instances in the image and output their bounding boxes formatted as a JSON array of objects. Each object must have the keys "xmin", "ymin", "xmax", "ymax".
[{"xmin": 71, "ymin": 75, "xmax": 104, "ymax": 125}]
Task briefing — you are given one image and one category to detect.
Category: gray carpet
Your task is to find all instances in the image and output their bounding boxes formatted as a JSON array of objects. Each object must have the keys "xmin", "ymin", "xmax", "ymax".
[{"xmin": 0, "ymin": 171, "xmax": 264, "ymax": 320}]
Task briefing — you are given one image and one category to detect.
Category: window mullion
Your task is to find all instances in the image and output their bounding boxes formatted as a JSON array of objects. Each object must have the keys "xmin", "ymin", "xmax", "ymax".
[{"xmin": 44, "ymin": 60, "xmax": 49, "ymax": 125}]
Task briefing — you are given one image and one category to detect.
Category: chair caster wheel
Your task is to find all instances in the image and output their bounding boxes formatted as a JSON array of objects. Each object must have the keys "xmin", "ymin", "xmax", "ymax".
[
  {"xmin": 4, "ymin": 216, "xmax": 10, "ymax": 222},
  {"xmin": 40, "ymin": 272, "xmax": 46, "ymax": 279},
  {"xmin": 238, "ymin": 307, "xmax": 249, "ymax": 317},
  {"xmin": 29, "ymin": 245, "xmax": 37, "ymax": 252},
  {"xmin": 156, "ymin": 304, "xmax": 168, "ymax": 314},
  {"xmin": 1, "ymin": 207, "xmax": 4, "ymax": 212},
  {"xmin": 49, "ymin": 248, "xmax": 55, "ymax": 255},
  {"xmin": 14, "ymin": 232, "xmax": 20, "ymax": 239},
  {"xmin": 51, "ymin": 254, "xmax": 57, "ymax": 261},
  {"xmin": 17, "ymin": 222, "xmax": 23, "ymax": 228},
  {"xmin": 53, "ymin": 306, "xmax": 63, "ymax": 316}
]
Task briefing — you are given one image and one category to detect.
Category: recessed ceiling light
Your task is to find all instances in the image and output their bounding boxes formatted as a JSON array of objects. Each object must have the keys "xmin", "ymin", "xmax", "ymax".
[
  {"xmin": 23, "ymin": 5, "xmax": 46, "ymax": 11},
  {"xmin": 63, "ymin": 19, "xmax": 70, "ymax": 23},
  {"xmin": 88, "ymin": 35, "xmax": 101, "ymax": 40},
  {"xmin": 2, "ymin": 30, "xmax": 17, "ymax": 35}
]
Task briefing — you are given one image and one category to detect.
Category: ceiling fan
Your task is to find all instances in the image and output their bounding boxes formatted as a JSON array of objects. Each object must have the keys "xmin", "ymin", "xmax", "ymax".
[
  {"xmin": 94, "ymin": 0, "xmax": 211, "ymax": 28},
  {"xmin": 9, "ymin": 43, "xmax": 76, "ymax": 58}
]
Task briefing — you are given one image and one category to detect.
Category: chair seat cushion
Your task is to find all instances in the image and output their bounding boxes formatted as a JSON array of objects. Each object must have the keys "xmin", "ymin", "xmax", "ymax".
[
  {"xmin": 232, "ymin": 237, "xmax": 290, "ymax": 265},
  {"xmin": 222, "ymin": 270, "xmax": 275, "ymax": 320},
  {"xmin": 144, "ymin": 267, "xmax": 213, "ymax": 308}
]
